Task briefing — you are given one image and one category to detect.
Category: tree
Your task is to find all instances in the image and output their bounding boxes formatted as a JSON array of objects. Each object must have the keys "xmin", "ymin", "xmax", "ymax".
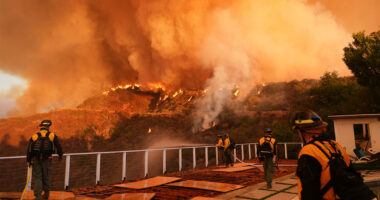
[{"xmin": 343, "ymin": 31, "xmax": 380, "ymax": 89}]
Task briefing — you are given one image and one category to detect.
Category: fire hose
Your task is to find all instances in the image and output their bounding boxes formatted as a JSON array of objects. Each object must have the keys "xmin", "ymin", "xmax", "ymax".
[
  {"xmin": 20, "ymin": 166, "xmax": 32, "ymax": 200},
  {"xmin": 233, "ymin": 154, "xmax": 298, "ymax": 167}
]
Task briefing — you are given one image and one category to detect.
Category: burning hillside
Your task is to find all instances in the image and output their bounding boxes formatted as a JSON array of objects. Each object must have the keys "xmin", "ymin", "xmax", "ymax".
[{"xmin": 4, "ymin": 0, "xmax": 379, "ymax": 118}]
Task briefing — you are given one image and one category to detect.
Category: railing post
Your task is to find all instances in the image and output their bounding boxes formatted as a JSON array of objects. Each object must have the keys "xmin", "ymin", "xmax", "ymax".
[
  {"xmin": 144, "ymin": 151, "xmax": 149, "ymax": 177},
  {"xmin": 27, "ymin": 166, "xmax": 32, "ymax": 191},
  {"xmin": 122, "ymin": 152, "xmax": 126, "ymax": 181},
  {"xmin": 64, "ymin": 155, "xmax": 71, "ymax": 190},
  {"xmin": 241, "ymin": 144, "xmax": 244, "ymax": 161},
  {"xmin": 248, "ymin": 144, "xmax": 252, "ymax": 160},
  {"xmin": 163, "ymin": 149, "xmax": 167, "ymax": 174},
  {"xmin": 215, "ymin": 147, "xmax": 218, "ymax": 166},
  {"xmin": 96, "ymin": 153, "xmax": 101, "ymax": 185},
  {"xmin": 254, "ymin": 143, "xmax": 258, "ymax": 158},
  {"xmin": 205, "ymin": 147, "xmax": 208, "ymax": 167},
  {"xmin": 284, "ymin": 143, "xmax": 288, "ymax": 159},
  {"xmin": 193, "ymin": 147, "xmax": 196, "ymax": 169},
  {"xmin": 179, "ymin": 148, "xmax": 182, "ymax": 171},
  {"xmin": 233, "ymin": 148, "xmax": 237, "ymax": 163}
]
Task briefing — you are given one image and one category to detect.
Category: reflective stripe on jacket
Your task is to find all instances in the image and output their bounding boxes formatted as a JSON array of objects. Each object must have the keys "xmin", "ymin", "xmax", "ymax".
[{"xmin": 297, "ymin": 140, "xmax": 350, "ymax": 200}]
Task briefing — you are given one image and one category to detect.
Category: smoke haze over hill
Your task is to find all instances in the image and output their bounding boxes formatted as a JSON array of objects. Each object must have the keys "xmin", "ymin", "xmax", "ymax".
[{"xmin": 0, "ymin": 0, "xmax": 378, "ymax": 117}]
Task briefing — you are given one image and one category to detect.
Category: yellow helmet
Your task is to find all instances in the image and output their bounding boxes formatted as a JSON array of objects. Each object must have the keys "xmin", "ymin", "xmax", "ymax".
[
  {"xmin": 39, "ymin": 120, "xmax": 52, "ymax": 127},
  {"xmin": 292, "ymin": 111, "xmax": 327, "ymax": 131}
]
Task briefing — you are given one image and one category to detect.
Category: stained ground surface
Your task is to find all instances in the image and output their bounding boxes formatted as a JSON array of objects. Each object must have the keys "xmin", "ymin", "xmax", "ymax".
[{"xmin": 69, "ymin": 160, "xmax": 297, "ymax": 200}]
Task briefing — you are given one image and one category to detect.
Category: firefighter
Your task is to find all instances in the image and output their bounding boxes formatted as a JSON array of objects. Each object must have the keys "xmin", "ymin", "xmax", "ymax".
[
  {"xmin": 223, "ymin": 133, "xmax": 234, "ymax": 167},
  {"xmin": 216, "ymin": 135, "xmax": 224, "ymax": 164},
  {"xmin": 26, "ymin": 120, "xmax": 63, "ymax": 200},
  {"xmin": 257, "ymin": 128, "xmax": 277, "ymax": 188},
  {"xmin": 292, "ymin": 111, "xmax": 376, "ymax": 200}
]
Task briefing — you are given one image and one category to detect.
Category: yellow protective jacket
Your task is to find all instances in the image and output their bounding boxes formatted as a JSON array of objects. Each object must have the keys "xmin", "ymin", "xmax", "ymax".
[
  {"xmin": 224, "ymin": 138, "xmax": 231, "ymax": 150},
  {"xmin": 27, "ymin": 129, "xmax": 63, "ymax": 162},
  {"xmin": 216, "ymin": 138, "xmax": 223, "ymax": 147},
  {"xmin": 297, "ymin": 140, "xmax": 350, "ymax": 200},
  {"xmin": 258, "ymin": 136, "xmax": 277, "ymax": 156}
]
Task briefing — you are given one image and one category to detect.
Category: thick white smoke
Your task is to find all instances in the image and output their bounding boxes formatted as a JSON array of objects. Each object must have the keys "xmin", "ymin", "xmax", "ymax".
[{"xmin": 193, "ymin": 10, "xmax": 253, "ymax": 131}]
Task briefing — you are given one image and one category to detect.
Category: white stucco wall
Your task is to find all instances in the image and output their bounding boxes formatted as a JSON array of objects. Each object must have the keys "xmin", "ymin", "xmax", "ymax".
[{"xmin": 332, "ymin": 117, "xmax": 380, "ymax": 157}]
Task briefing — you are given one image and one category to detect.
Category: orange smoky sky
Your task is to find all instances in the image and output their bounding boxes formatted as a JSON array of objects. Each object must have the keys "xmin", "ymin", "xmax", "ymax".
[{"xmin": 0, "ymin": 0, "xmax": 378, "ymax": 116}]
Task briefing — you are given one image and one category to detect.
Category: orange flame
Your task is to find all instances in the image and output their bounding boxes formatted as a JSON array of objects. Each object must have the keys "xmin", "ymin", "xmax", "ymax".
[
  {"xmin": 148, "ymin": 128, "xmax": 152, "ymax": 133},
  {"xmin": 103, "ymin": 83, "xmax": 140, "ymax": 95},
  {"xmin": 234, "ymin": 89, "xmax": 239, "ymax": 97},
  {"xmin": 147, "ymin": 82, "xmax": 166, "ymax": 91}
]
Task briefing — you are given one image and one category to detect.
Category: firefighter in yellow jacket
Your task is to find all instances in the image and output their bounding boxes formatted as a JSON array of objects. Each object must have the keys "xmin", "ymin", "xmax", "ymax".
[
  {"xmin": 223, "ymin": 134, "xmax": 233, "ymax": 167},
  {"xmin": 257, "ymin": 128, "xmax": 277, "ymax": 188},
  {"xmin": 292, "ymin": 111, "xmax": 376, "ymax": 200},
  {"xmin": 27, "ymin": 120, "xmax": 63, "ymax": 200},
  {"xmin": 216, "ymin": 135, "xmax": 224, "ymax": 164}
]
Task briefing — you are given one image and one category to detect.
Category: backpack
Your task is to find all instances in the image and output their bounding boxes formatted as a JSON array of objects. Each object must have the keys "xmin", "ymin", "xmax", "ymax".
[
  {"xmin": 312, "ymin": 140, "xmax": 376, "ymax": 200},
  {"xmin": 260, "ymin": 136, "xmax": 274, "ymax": 156},
  {"xmin": 32, "ymin": 132, "xmax": 54, "ymax": 160},
  {"xmin": 229, "ymin": 138, "xmax": 236, "ymax": 149}
]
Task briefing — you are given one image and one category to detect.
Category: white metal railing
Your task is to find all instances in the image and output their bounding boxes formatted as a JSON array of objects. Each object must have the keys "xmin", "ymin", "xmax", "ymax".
[{"xmin": 0, "ymin": 142, "xmax": 302, "ymax": 190}]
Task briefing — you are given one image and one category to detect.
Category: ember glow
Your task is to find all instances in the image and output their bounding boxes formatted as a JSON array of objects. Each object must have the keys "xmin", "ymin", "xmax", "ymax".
[{"xmin": 0, "ymin": 0, "xmax": 378, "ymax": 118}]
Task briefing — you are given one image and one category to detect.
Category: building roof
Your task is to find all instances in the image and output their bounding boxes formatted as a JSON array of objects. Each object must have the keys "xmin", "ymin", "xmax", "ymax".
[{"xmin": 328, "ymin": 114, "xmax": 380, "ymax": 120}]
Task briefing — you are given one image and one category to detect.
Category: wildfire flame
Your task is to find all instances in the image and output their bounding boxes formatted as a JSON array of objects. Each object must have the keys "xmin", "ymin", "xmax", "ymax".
[
  {"xmin": 148, "ymin": 128, "xmax": 152, "ymax": 133},
  {"xmin": 147, "ymin": 82, "xmax": 166, "ymax": 91},
  {"xmin": 211, "ymin": 121, "xmax": 216, "ymax": 128},
  {"xmin": 102, "ymin": 82, "xmax": 168, "ymax": 96},
  {"xmin": 172, "ymin": 89, "xmax": 184, "ymax": 98},
  {"xmin": 103, "ymin": 83, "xmax": 141, "ymax": 95}
]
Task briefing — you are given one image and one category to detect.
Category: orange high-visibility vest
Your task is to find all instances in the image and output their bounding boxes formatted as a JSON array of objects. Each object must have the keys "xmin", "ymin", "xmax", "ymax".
[{"xmin": 297, "ymin": 140, "xmax": 350, "ymax": 200}]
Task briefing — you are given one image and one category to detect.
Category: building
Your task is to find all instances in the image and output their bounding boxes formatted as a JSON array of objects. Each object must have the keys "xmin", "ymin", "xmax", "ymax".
[{"xmin": 329, "ymin": 114, "xmax": 380, "ymax": 157}]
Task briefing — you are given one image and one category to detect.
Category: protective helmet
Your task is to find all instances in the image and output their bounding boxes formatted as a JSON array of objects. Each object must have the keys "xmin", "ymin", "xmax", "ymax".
[
  {"xmin": 224, "ymin": 133, "xmax": 229, "ymax": 137},
  {"xmin": 265, "ymin": 128, "xmax": 272, "ymax": 133},
  {"xmin": 217, "ymin": 135, "xmax": 223, "ymax": 138},
  {"xmin": 39, "ymin": 120, "xmax": 52, "ymax": 127},
  {"xmin": 292, "ymin": 111, "xmax": 327, "ymax": 131}
]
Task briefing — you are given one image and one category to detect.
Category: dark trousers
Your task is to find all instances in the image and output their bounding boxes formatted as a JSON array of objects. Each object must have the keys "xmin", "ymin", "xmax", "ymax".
[
  {"xmin": 32, "ymin": 158, "xmax": 51, "ymax": 199},
  {"xmin": 263, "ymin": 156, "xmax": 274, "ymax": 186},
  {"xmin": 224, "ymin": 148, "xmax": 233, "ymax": 167},
  {"xmin": 218, "ymin": 148, "xmax": 224, "ymax": 164}
]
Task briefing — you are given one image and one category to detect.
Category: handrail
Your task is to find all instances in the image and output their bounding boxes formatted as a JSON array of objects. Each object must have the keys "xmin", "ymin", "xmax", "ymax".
[{"xmin": 0, "ymin": 142, "xmax": 302, "ymax": 190}]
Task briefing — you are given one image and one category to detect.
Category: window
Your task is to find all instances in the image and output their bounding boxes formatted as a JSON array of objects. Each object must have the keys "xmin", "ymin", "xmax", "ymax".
[
  {"xmin": 354, "ymin": 124, "xmax": 365, "ymax": 140},
  {"xmin": 353, "ymin": 123, "xmax": 371, "ymax": 150}
]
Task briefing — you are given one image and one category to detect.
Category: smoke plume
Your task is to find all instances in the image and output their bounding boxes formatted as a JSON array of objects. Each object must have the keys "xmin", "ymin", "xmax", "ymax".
[{"xmin": 0, "ymin": 0, "xmax": 377, "ymax": 119}]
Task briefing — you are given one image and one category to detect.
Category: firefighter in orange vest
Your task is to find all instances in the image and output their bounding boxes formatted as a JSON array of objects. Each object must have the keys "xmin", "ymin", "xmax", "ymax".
[
  {"xmin": 292, "ymin": 111, "xmax": 376, "ymax": 200},
  {"xmin": 26, "ymin": 120, "xmax": 63, "ymax": 200}
]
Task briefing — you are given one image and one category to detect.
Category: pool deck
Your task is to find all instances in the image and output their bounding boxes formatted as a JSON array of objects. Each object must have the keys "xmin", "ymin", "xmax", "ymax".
[{"xmin": 215, "ymin": 169, "xmax": 380, "ymax": 200}]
